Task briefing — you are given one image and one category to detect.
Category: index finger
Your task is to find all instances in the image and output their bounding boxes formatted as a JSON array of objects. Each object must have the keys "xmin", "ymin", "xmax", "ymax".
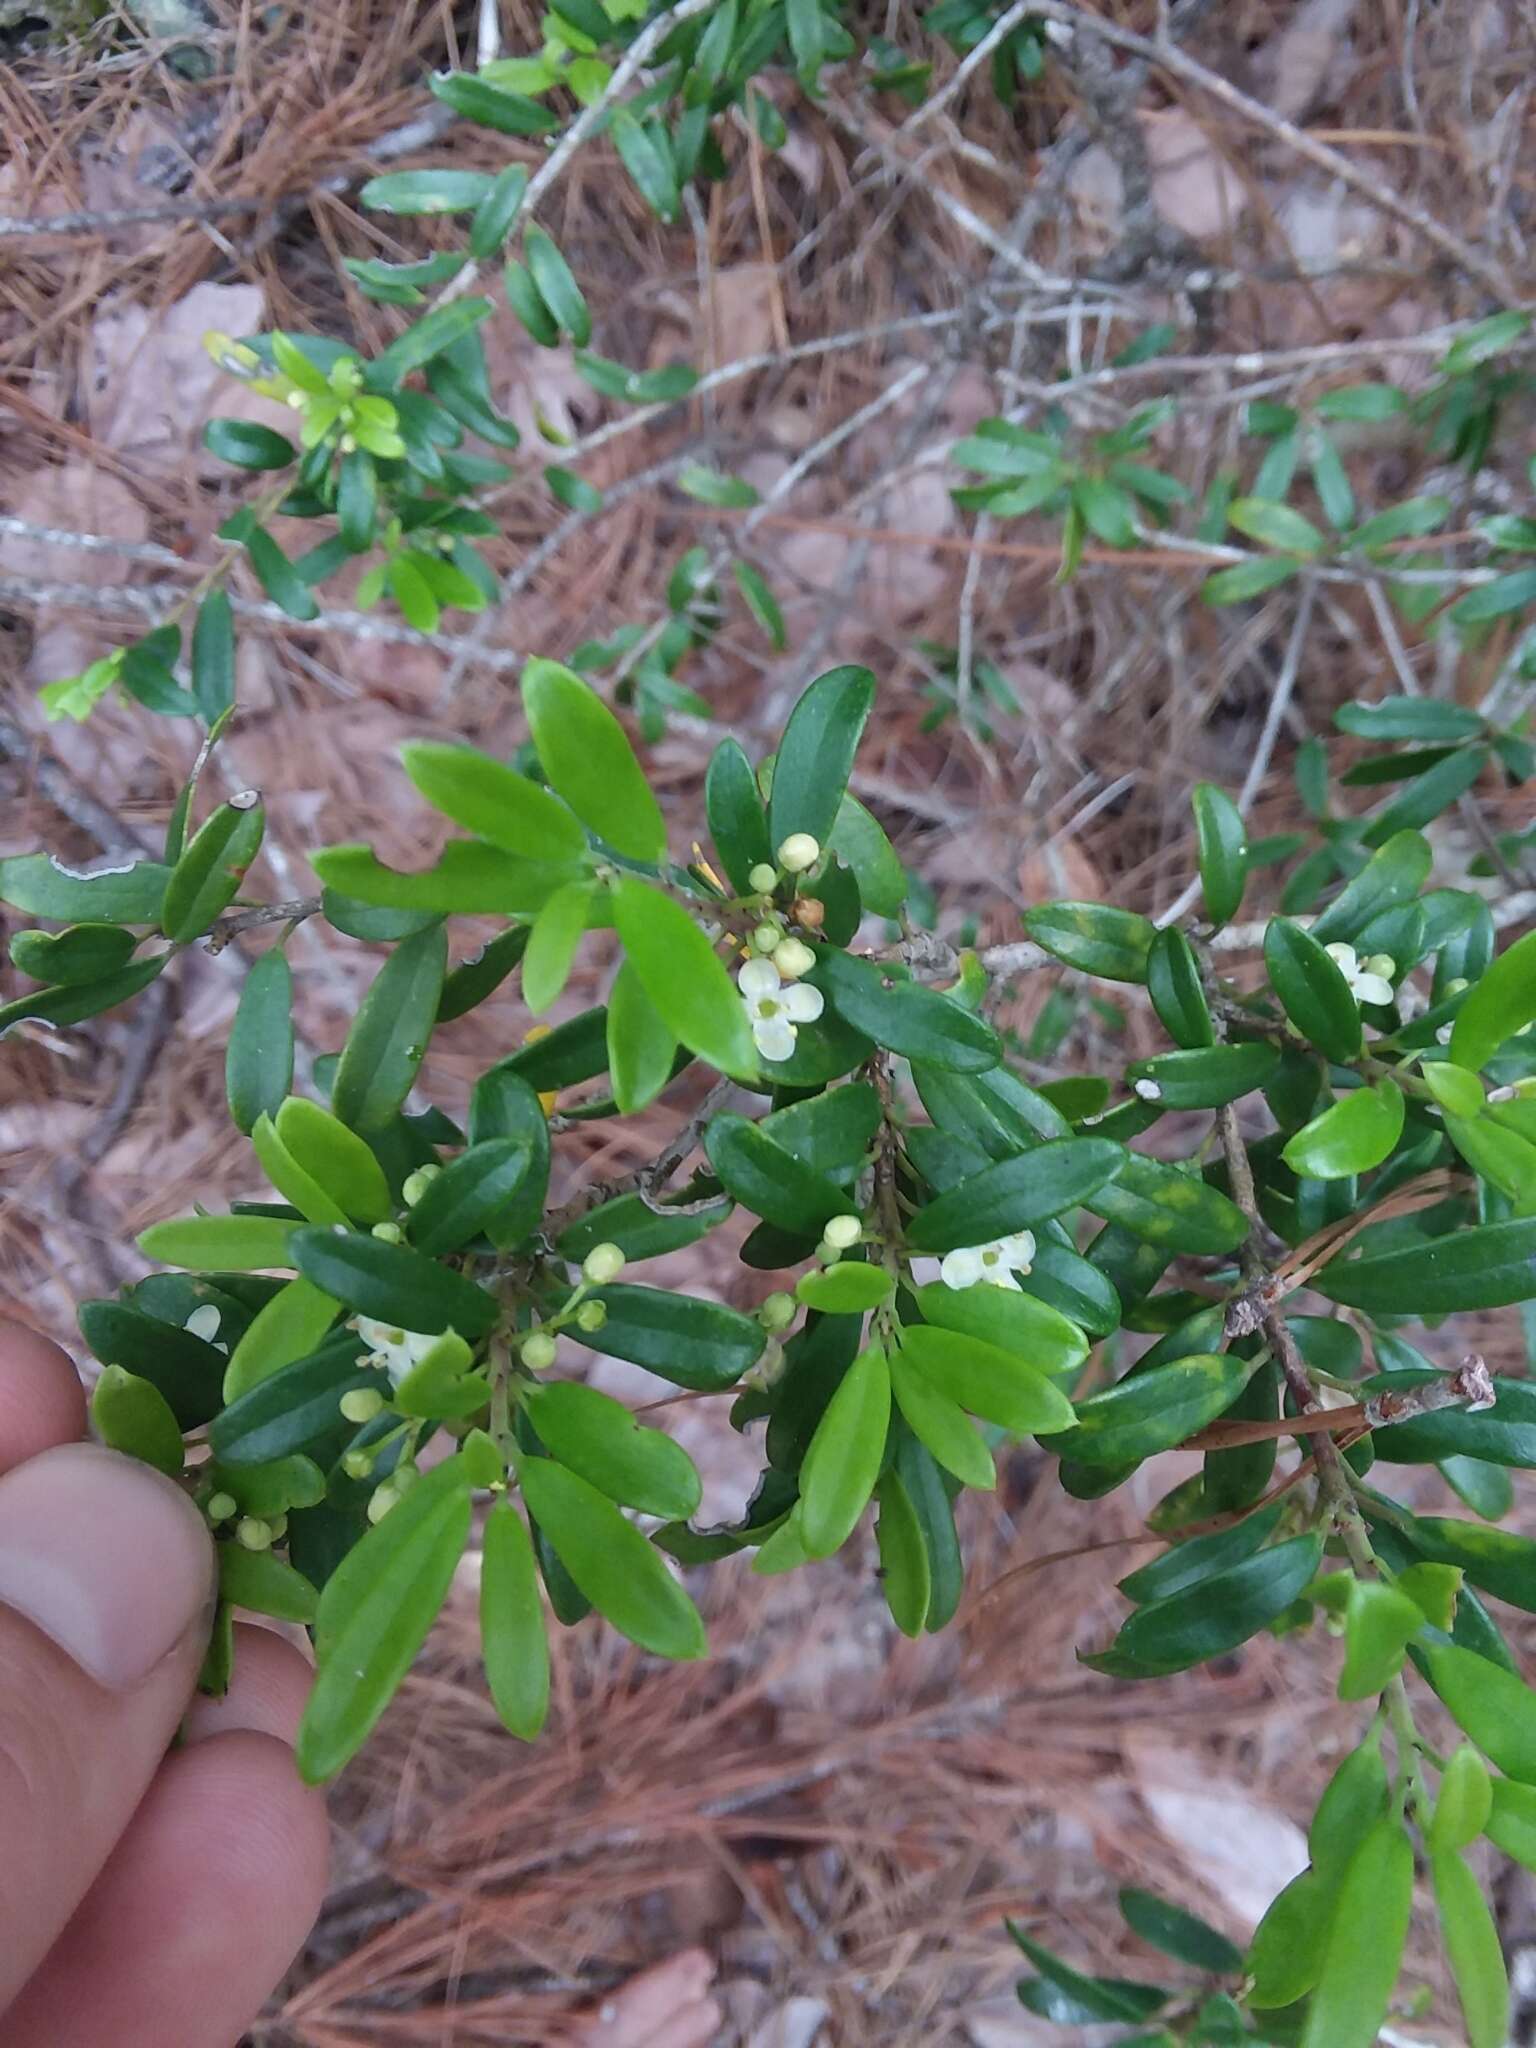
[{"xmin": 0, "ymin": 1320, "xmax": 87, "ymax": 1475}]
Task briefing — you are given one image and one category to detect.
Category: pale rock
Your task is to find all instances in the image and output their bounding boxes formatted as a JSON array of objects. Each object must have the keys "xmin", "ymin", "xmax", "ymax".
[
  {"xmin": 746, "ymin": 1995, "xmax": 829, "ymax": 2048},
  {"xmin": 1259, "ymin": 0, "xmax": 1360, "ymax": 122}
]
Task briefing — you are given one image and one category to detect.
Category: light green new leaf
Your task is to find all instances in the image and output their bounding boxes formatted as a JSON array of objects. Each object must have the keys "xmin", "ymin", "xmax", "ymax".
[
  {"xmin": 1432, "ymin": 1846, "xmax": 1509, "ymax": 2048},
  {"xmin": 399, "ymin": 740, "xmax": 587, "ymax": 862},
  {"xmin": 299, "ymin": 1458, "xmax": 472, "ymax": 1780},
  {"xmin": 481, "ymin": 1500, "xmax": 549, "ymax": 1740},
  {"xmin": 1282, "ymin": 1079, "xmax": 1404, "ymax": 1181},
  {"xmin": 1424, "ymin": 1642, "xmax": 1536, "ymax": 1783},
  {"xmin": 898, "ymin": 1324, "xmax": 1074, "ymax": 1437},
  {"xmin": 875, "ymin": 1471, "xmax": 931, "ymax": 1636},
  {"xmin": 221, "ymin": 1275, "xmax": 340, "ymax": 1401},
  {"xmin": 605, "ymin": 959, "xmax": 677, "ymax": 1112},
  {"xmin": 1298, "ymin": 1818, "xmax": 1413, "ymax": 2048},
  {"xmin": 138, "ymin": 1214, "xmax": 295, "ymax": 1271},
  {"xmin": 610, "ymin": 877, "xmax": 755, "ymax": 1078},
  {"xmin": 91, "ymin": 1364, "xmax": 184, "ymax": 1476},
  {"xmin": 1450, "ymin": 929, "xmax": 1536, "ymax": 1073},
  {"xmin": 888, "ymin": 1348, "xmax": 996, "ymax": 1490},
  {"xmin": 795, "ymin": 1263, "xmax": 893, "ymax": 1314},
  {"xmin": 1336, "ymin": 1574, "xmax": 1426, "ymax": 1698},
  {"xmin": 522, "ymin": 658, "xmax": 665, "ymax": 862},
  {"xmin": 1429, "ymin": 1745, "xmax": 1493, "ymax": 1853},
  {"xmin": 518, "ymin": 1456, "xmax": 706, "ymax": 1657},
  {"xmin": 799, "ymin": 1344, "xmax": 891, "ymax": 1557},
  {"xmin": 274, "ymin": 1096, "xmax": 393, "ymax": 1224},
  {"xmin": 525, "ymin": 1381, "xmax": 701, "ymax": 1519},
  {"xmin": 1228, "ymin": 496, "xmax": 1326, "ymax": 556},
  {"xmin": 251, "ymin": 1113, "xmax": 348, "ymax": 1227},
  {"xmin": 522, "ymin": 880, "xmax": 595, "ymax": 1015}
]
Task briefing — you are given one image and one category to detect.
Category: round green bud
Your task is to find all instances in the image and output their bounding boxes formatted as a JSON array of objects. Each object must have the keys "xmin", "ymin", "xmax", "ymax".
[
  {"xmin": 522, "ymin": 1329, "xmax": 558, "ymax": 1371},
  {"xmin": 236, "ymin": 1516, "xmax": 273, "ymax": 1552},
  {"xmin": 402, "ymin": 1164, "xmax": 441, "ymax": 1208},
  {"xmin": 821, "ymin": 1213, "xmax": 863, "ymax": 1251},
  {"xmin": 582, "ymin": 1241, "xmax": 625, "ymax": 1286},
  {"xmin": 748, "ymin": 862, "xmax": 778, "ymax": 893},
  {"xmin": 1445, "ymin": 977, "xmax": 1470, "ymax": 997},
  {"xmin": 371, "ymin": 1220, "xmax": 405, "ymax": 1244},
  {"xmin": 751, "ymin": 921, "xmax": 783, "ymax": 953},
  {"xmin": 340, "ymin": 1387, "xmax": 386, "ymax": 1424},
  {"xmin": 1362, "ymin": 953, "xmax": 1397, "ymax": 981},
  {"xmin": 576, "ymin": 1299, "xmax": 608, "ymax": 1333},
  {"xmin": 391, "ymin": 1462, "xmax": 419, "ymax": 1495},
  {"xmin": 267, "ymin": 1514, "xmax": 288, "ymax": 1541},
  {"xmin": 341, "ymin": 1449, "xmax": 374, "ymax": 1479},
  {"xmin": 777, "ymin": 832, "xmax": 820, "ymax": 875},
  {"xmin": 205, "ymin": 1491, "xmax": 238, "ymax": 1524},
  {"xmin": 759, "ymin": 1291, "xmax": 796, "ymax": 1332},
  {"xmin": 366, "ymin": 1484, "xmax": 396, "ymax": 1524},
  {"xmin": 772, "ymin": 937, "xmax": 817, "ymax": 980}
]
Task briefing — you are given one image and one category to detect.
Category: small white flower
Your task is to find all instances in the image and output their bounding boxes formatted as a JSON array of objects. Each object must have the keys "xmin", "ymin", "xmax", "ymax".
[
  {"xmin": 356, "ymin": 1315, "xmax": 438, "ymax": 1388},
  {"xmin": 939, "ymin": 1230, "xmax": 1036, "ymax": 1291},
  {"xmin": 184, "ymin": 1304, "xmax": 229, "ymax": 1356},
  {"xmin": 1325, "ymin": 942, "xmax": 1396, "ymax": 1008},
  {"xmin": 1133, "ymin": 1078, "xmax": 1163, "ymax": 1102},
  {"xmin": 1436, "ymin": 1024, "xmax": 1454, "ymax": 1045},
  {"xmin": 739, "ymin": 956, "xmax": 823, "ymax": 1062}
]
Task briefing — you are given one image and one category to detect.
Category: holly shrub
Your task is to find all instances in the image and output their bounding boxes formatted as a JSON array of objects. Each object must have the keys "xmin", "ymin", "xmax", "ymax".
[{"xmin": 5, "ymin": 2, "xmax": 1536, "ymax": 2042}]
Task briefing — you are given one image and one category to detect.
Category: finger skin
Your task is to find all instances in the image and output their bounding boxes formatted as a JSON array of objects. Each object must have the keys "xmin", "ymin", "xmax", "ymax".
[
  {"xmin": 181, "ymin": 1621, "xmax": 313, "ymax": 1747},
  {"xmin": 4, "ymin": 1729, "xmax": 330, "ymax": 2048},
  {"xmin": 0, "ymin": 1321, "xmax": 86, "ymax": 1474},
  {"xmin": 0, "ymin": 1447, "xmax": 214, "ymax": 2008}
]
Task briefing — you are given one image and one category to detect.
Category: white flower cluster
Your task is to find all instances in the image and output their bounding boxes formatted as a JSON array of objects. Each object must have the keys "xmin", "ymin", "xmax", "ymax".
[
  {"xmin": 939, "ymin": 1230, "xmax": 1036, "ymax": 1291},
  {"xmin": 356, "ymin": 1316, "xmax": 438, "ymax": 1388},
  {"xmin": 739, "ymin": 957, "xmax": 824, "ymax": 1062},
  {"xmin": 1325, "ymin": 943, "xmax": 1395, "ymax": 1008}
]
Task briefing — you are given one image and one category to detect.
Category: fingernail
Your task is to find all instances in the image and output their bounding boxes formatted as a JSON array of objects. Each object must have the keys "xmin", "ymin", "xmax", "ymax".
[{"xmin": 0, "ymin": 1442, "xmax": 213, "ymax": 1689}]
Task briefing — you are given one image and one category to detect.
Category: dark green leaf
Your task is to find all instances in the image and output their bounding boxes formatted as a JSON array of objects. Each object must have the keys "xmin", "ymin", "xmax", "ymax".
[
  {"xmin": 905, "ymin": 1138, "xmax": 1127, "ymax": 1255},
  {"xmin": 203, "ymin": 419, "xmax": 295, "ymax": 471},
  {"xmin": 161, "ymin": 795, "xmax": 264, "ymax": 942},
  {"xmin": 226, "ymin": 951, "xmax": 294, "ymax": 1135},
  {"xmin": 1310, "ymin": 829, "xmax": 1432, "ymax": 945},
  {"xmin": 481, "ymin": 1500, "xmax": 549, "ymax": 1739},
  {"xmin": 291, "ymin": 1225, "xmax": 498, "ymax": 1337},
  {"xmin": 704, "ymin": 1113, "xmax": 853, "ymax": 1234},
  {"xmin": 523, "ymin": 226, "xmax": 590, "ymax": 345},
  {"xmin": 428, "ymin": 70, "xmax": 559, "ymax": 132},
  {"xmin": 767, "ymin": 665, "xmax": 876, "ymax": 852},
  {"xmin": 1086, "ymin": 1153, "xmax": 1249, "ymax": 1255},
  {"xmin": 584, "ymin": 1282, "xmax": 764, "ymax": 1390},
  {"xmin": 1191, "ymin": 782, "xmax": 1247, "ymax": 927},
  {"xmin": 1023, "ymin": 901, "xmax": 1155, "ymax": 982},
  {"xmin": 818, "ymin": 950, "xmax": 998, "ymax": 1072},
  {"xmin": 1320, "ymin": 1219, "xmax": 1536, "ymax": 1313},
  {"xmin": 1117, "ymin": 1888, "xmax": 1243, "ymax": 1973},
  {"xmin": 191, "ymin": 591, "xmax": 235, "ymax": 720},
  {"xmin": 1264, "ymin": 918, "xmax": 1363, "ymax": 1061},
  {"xmin": 360, "ymin": 168, "xmax": 496, "ymax": 214},
  {"xmin": 0, "ymin": 853, "xmax": 171, "ymax": 925},
  {"xmin": 331, "ymin": 923, "xmax": 446, "ymax": 1132},
  {"xmin": 799, "ymin": 1343, "xmax": 890, "ymax": 1557},
  {"xmin": 1146, "ymin": 925, "xmax": 1215, "ymax": 1047},
  {"xmin": 209, "ymin": 1335, "xmax": 373, "ymax": 1465},
  {"xmin": 1125, "ymin": 1043, "xmax": 1277, "ymax": 1109},
  {"xmin": 518, "ymin": 1456, "xmax": 706, "ymax": 1657},
  {"xmin": 9, "ymin": 922, "xmax": 136, "ymax": 985}
]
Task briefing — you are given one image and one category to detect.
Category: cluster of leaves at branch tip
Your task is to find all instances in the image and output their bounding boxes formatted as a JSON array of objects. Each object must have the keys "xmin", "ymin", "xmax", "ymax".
[{"xmin": 7, "ymin": 0, "xmax": 1536, "ymax": 2037}]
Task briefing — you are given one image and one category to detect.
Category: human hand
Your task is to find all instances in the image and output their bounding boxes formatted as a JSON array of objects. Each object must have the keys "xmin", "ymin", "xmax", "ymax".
[{"xmin": 0, "ymin": 1316, "xmax": 329, "ymax": 2046}]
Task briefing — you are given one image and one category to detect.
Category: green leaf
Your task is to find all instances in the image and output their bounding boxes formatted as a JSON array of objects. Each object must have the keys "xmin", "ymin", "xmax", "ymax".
[
  {"xmin": 505, "ymin": 259, "xmax": 560, "ymax": 345},
  {"xmin": 399, "ymin": 739, "xmax": 587, "ymax": 862},
  {"xmin": 408, "ymin": 1138, "xmax": 534, "ymax": 1253},
  {"xmin": 226, "ymin": 952, "xmax": 294, "ymax": 1136},
  {"xmin": 875, "ymin": 1471, "xmax": 931, "ymax": 1636},
  {"xmin": 1085, "ymin": 1154, "xmax": 1249, "ymax": 1255},
  {"xmin": 518, "ymin": 1456, "xmax": 706, "ymax": 1657},
  {"xmin": 1432, "ymin": 1845, "xmax": 1509, "ymax": 2048},
  {"xmin": 1282, "ymin": 1079, "xmax": 1404, "ymax": 1180},
  {"xmin": 274, "ymin": 1096, "xmax": 392, "ymax": 1225},
  {"xmin": 481, "ymin": 1500, "xmax": 549, "ymax": 1740},
  {"xmin": 1488, "ymin": 1778, "xmax": 1536, "ymax": 1871},
  {"xmin": 191, "ymin": 591, "xmax": 235, "ymax": 721},
  {"xmin": 1450, "ymin": 929, "xmax": 1536, "ymax": 1072},
  {"xmin": 1117, "ymin": 1889, "xmax": 1243, "ymax": 1974},
  {"xmin": 428, "ymin": 69, "xmax": 559, "ymax": 132},
  {"xmin": 161, "ymin": 795, "xmax": 264, "ymax": 943},
  {"xmin": 1429, "ymin": 1745, "xmax": 1493, "ymax": 1853},
  {"xmin": 210, "ymin": 1333, "xmax": 372, "ymax": 1463},
  {"xmin": 1336, "ymin": 1574, "xmax": 1427, "ymax": 1697},
  {"xmin": 796, "ymin": 1262, "xmax": 893, "ymax": 1314},
  {"xmin": 1335, "ymin": 698, "xmax": 1482, "ymax": 742},
  {"xmin": 138, "ymin": 1214, "xmax": 294, "ymax": 1271},
  {"xmin": 91, "ymin": 1363, "xmax": 184, "ymax": 1475},
  {"xmin": 767, "ymin": 665, "xmax": 876, "ymax": 853},
  {"xmin": 705, "ymin": 737, "xmax": 772, "ymax": 893},
  {"xmin": 1298, "ymin": 1818, "xmax": 1412, "ymax": 2048},
  {"xmin": 583, "ymin": 1283, "xmax": 764, "ymax": 1391},
  {"xmin": 218, "ymin": 1543, "xmax": 318, "ymax": 1625},
  {"xmin": 1446, "ymin": 1110, "xmax": 1536, "ymax": 1207},
  {"xmin": 1118, "ymin": 1504, "xmax": 1284, "ymax": 1605},
  {"xmin": 1201, "ymin": 555, "xmax": 1299, "ymax": 604},
  {"xmin": 676, "ymin": 461, "xmax": 758, "ymax": 508},
  {"xmin": 760, "ymin": 1082, "xmax": 881, "ymax": 1176},
  {"xmin": 203, "ymin": 419, "xmax": 294, "ymax": 471},
  {"xmin": 913, "ymin": 1281, "xmax": 1088, "ymax": 1378},
  {"xmin": 438, "ymin": 926, "xmax": 529, "ymax": 1022},
  {"xmin": 606, "ymin": 959, "xmax": 677, "ymax": 1112},
  {"xmin": 1191, "ymin": 782, "xmax": 1247, "ymax": 928},
  {"xmin": 0, "ymin": 954, "xmax": 169, "ymax": 1038},
  {"xmin": 1357, "ymin": 746, "xmax": 1487, "ymax": 850},
  {"xmin": 1406, "ymin": 1517, "xmax": 1536, "ymax": 1614},
  {"xmin": 221, "ymin": 1275, "xmax": 341, "ymax": 1401},
  {"xmin": 299, "ymin": 1457, "xmax": 472, "ymax": 1779},
  {"xmin": 611, "ymin": 107, "xmax": 680, "ymax": 219},
  {"xmin": 1319, "ymin": 1218, "xmax": 1536, "ymax": 1313},
  {"xmin": 705, "ymin": 1113, "xmax": 851, "ymax": 1234},
  {"xmin": 1310, "ymin": 828, "xmax": 1432, "ymax": 945},
  {"xmin": 1073, "ymin": 476, "xmax": 1137, "ymax": 546},
  {"xmin": 818, "ymin": 950, "xmax": 998, "ymax": 1072},
  {"xmin": 251, "ymin": 1113, "xmax": 346, "ymax": 1226},
  {"xmin": 522, "ymin": 225, "xmax": 590, "ymax": 345},
  {"xmin": 521, "ymin": 879, "xmax": 594, "ymax": 1015},
  {"xmin": 467, "ymin": 162, "xmax": 531, "ymax": 260},
  {"xmin": 525, "ymin": 1381, "xmax": 701, "ymax": 1519},
  {"xmin": 291, "ymin": 1225, "xmax": 499, "ymax": 1337},
  {"xmin": 1454, "ymin": 567, "xmax": 1536, "ymax": 625},
  {"xmin": 246, "ymin": 529, "xmax": 318, "ymax": 622},
  {"xmin": 1228, "ymin": 496, "xmax": 1326, "ymax": 555},
  {"xmin": 1125, "ymin": 1044, "xmax": 1277, "ymax": 1110},
  {"xmin": 827, "ymin": 791, "xmax": 905, "ymax": 918},
  {"xmin": 905, "ymin": 1138, "xmax": 1127, "ymax": 1255},
  {"xmin": 311, "ymin": 842, "xmax": 576, "ymax": 915},
  {"xmin": 522, "ymin": 657, "xmax": 665, "ymax": 862},
  {"xmin": 9, "ymin": 922, "xmax": 136, "ymax": 985},
  {"xmin": 78, "ymin": 1299, "xmax": 228, "ymax": 1429},
  {"xmin": 888, "ymin": 1348, "xmax": 996, "ymax": 1489},
  {"xmin": 799, "ymin": 1343, "xmax": 891, "ymax": 1557},
  {"xmin": 610, "ymin": 877, "xmax": 755, "ymax": 1078},
  {"xmin": 0, "ymin": 853, "xmax": 171, "ymax": 924},
  {"xmin": 556, "ymin": 1191, "xmax": 726, "ymax": 1266},
  {"xmin": 360, "ymin": 168, "xmax": 496, "ymax": 214},
  {"xmin": 1264, "ymin": 917, "xmax": 1363, "ymax": 1061},
  {"xmin": 332, "ymin": 923, "xmax": 446, "ymax": 1132},
  {"xmin": 1046, "ymin": 1353, "xmax": 1254, "ymax": 1467},
  {"xmin": 1110, "ymin": 1533, "xmax": 1325, "ymax": 1675},
  {"xmin": 899, "ymin": 1324, "xmax": 1074, "ymax": 1437},
  {"xmin": 1022, "ymin": 901, "xmax": 1155, "ymax": 982},
  {"xmin": 1349, "ymin": 494, "xmax": 1452, "ymax": 550},
  {"xmin": 1146, "ymin": 925, "xmax": 1214, "ymax": 1047},
  {"xmin": 1424, "ymin": 1642, "xmax": 1536, "ymax": 1782},
  {"xmin": 733, "ymin": 560, "xmax": 786, "ymax": 650},
  {"xmin": 1008, "ymin": 1927, "xmax": 1166, "ymax": 2026}
]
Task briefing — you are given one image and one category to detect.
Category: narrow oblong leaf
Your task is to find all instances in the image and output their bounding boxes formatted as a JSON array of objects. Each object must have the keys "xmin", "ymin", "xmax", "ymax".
[
  {"xmin": 399, "ymin": 740, "xmax": 586, "ymax": 863},
  {"xmin": 138, "ymin": 1214, "xmax": 294, "ymax": 1271},
  {"xmin": 226, "ymin": 951, "xmax": 294, "ymax": 1136},
  {"xmin": 875, "ymin": 1471, "xmax": 931, "ymax": 1636},
  {"xmin": 331, "ymin": 923, "xmax": 446, "ymax": 1132},
  {"xmin": 905, "ymin": 1138, "xmax": 1127, "ymax": 1255},
  {"xmin": 1191, "ymin": 783, "xmax": 1247, "ymax": 928},
  {"xmin": 408, "ymin": 1138, "xmax": 534, "ymax": 1253},
  {"xmin": 481, "ymin": 1500, "xmax": 549, "ymax": 1740},
  {"xmin": 1023, "ymin": 902, "xmax": 1155, "ymax": 982},
  {"xmin": 819, "ymin": 950, "xmax": 999, "ymax": 1072},
  {"xmin": 1432, "ymin": 1846, "xmax": 1509, "ymax": 2048},
  {"xmin": 1264, "ymin": 918, "xmax": 1364, "ymax": 1062},
  {"xmin": 1125, "ymin": 1043, "xmax": 1277, "ymax": 1110},
  {"xmin": 888, "ymin": 1348, "xmax": 996, "ymax": 1489},
  {"xmin": 521, "ymin": 658, "xmax": 665, "ymax": 862},
  {"xmin": 1424, "ymin": 1642, "xmax": 1536, "ymax": 1782},
  {"xmin": 524, "ymin": 1381, "xmax": 701, "ymax": 1519},
  {"xmin": 290, "ymin": 1225, "xmax": 499, "ymax": 1338},
  {"xmin": 766, "ymin": 665, "xmax": 876, "ymax": 853},
  {"xmin": 274, "ymin": 1096, "xmax": 393, "ymax": 1225},
  {"xmin": 518, "ymin": 1456, "xmax": 706, "ymax": 1657},
  {"xmin": 704, "ymin": 1113, "xmax": 851, "ymax": 1234},
  {"xmin": 610, "ymin": 877, "xmax": 755, "ymax": 1078},
  {"xmin": 583, "ymin": 1283, "xmax": 764, "ymax": 1391},
  {"xmin": 1045, "ymin": 1353, "xmax": 1253, "ymax": 1467},
  {"xmin": 1319, "ymin": 1219, "xmax": 1536, "ymax": 1313},
  {"xmin": 799, "ymin": 1343, "xmax": 891, "ymax": 1558},
  {"xmin": 0, "ymin": 853, "xmax": 172, "ymax": 925},
  {"xmin": 1146, "ymin": 925, "xmax": 1215, "ymax": 1047},
  {"xmin": 898, "ymin": 1324, "xmax": 1074, "ymax": 1437},
  {"xmin": 704, "ymin": 737, "xmax": 772, "ymax": 893},
  {"xmin": 913, "ymin": 1281, "xmax": 1088, "ymax": 1378},
  {"xmin": 1298, "ymin": 1819, "xmax": 1413, "ymax": 2048},
  {"xmin": 1450, "ymin": 929, "xmax": 1536, "ymax": 1073},
  {"xmin": 91, "ymin": 1364, "xmax": 184, "ymax": 1475},
  {"xmin": 606, "ymin": 959, "xmax": 677, "ymax": 1113}
]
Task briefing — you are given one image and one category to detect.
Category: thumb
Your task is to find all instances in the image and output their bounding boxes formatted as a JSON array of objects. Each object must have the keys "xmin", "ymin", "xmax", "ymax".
[{"xmin": 0, "ymin": 1441, "xmax": 214, "ymax": 2008}]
